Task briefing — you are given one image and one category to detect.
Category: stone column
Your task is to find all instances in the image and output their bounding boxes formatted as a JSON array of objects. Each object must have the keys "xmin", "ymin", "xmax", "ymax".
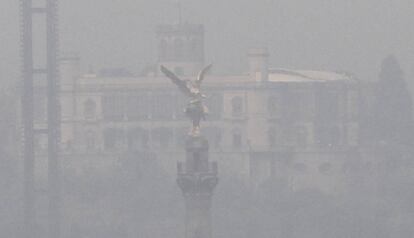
[{"xmin": 177, "ymin": 136, "xmax": 218, "ymax": 238}]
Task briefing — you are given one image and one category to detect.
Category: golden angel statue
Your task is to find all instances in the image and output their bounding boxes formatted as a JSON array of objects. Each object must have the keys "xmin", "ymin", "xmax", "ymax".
[{"xmin": 160, "ymin": 64, "xmax": 212, "ymax": 136}]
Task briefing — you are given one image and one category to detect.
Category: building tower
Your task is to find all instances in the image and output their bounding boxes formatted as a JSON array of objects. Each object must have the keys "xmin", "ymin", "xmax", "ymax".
[
  {"xmin": 248, "ymin": 47, "xmax": 269, "ymax": 82},
  {"xmin": 156, "ymin": 23, "xmax": 205, "ymax": 76},
  {"xmin": 177, "ymin": 136, "xmax": 218, "ymax": 238}
]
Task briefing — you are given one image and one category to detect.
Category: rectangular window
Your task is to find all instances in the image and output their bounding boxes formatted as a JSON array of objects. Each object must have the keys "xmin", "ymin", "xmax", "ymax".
[
  {"xmin": 348, "ymin": 91, "xmax": 359, "ymax": 120},
  {"xmin": 268, "ymin": 95, "xmax": 280, "ymax": 118},
  {"xmin": 233, "ymin": 133, "xmax": 242, "ymax": 148},
  {"xmin": 316, "ymin": 90, "xmax": 338, "ymax": 122},
  {"xmin": 104, "ymin": 128, "xmax": 124, "ymax": 150},
  {"xmin": 151, "ymin": 94, "xmax": 174, "ymax": 120},
  {"xmin": 295, "ymin": 126, "xmax": 308, "ymax": 147},
  {"xmin": 315, "ymin": 125, "xmax": 340, "ymax": 147},
  {"xmin": 205, "ymin": 93, "xmax": 223, "ymax": 120},
  {"xmin": 287, "ymin": 91, "xmax": 302, "ymax": 120},
  {"xmin": 85, "ymin": 131, "xmax": 96, "ymax": 151},
  {"xmin": 202, "ymin": 127, "xmax": 222, "ymax": 149},
  {"xmin": 231, "ymin": 97, "xmax": 243, "ymax": 117},
  {"xmin": 152, "ymin": 128, "xmax": 172, "ymax": 149},
  {"xmin": 102, "ymin": 95, "xmax": 124, "ymax": 121},
  {"xmin": 126, "ymin": 94, "xmax": 148, "ymax": 120},
  {"xmin": 34, "ymin": 94, "xmax": 47, "ymax": 122},
  {"xmin": 127, "ymin": 129, "xmax": 149, "ymax": 150}
]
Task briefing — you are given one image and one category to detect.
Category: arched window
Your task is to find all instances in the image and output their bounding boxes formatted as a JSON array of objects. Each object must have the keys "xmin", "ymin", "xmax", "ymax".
[
  {"xmin": 231, "ymin": 96, "xmax": 243, "ymax": 117},
  {"xmin": 84, "ymin": 99, "xmax": 97, "ymax": 119}
]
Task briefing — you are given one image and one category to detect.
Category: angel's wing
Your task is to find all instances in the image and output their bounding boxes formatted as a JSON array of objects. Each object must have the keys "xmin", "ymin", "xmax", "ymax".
[
  {"xmin": 160, "ymin": 65, "xmax": 192, "ymax": 96},
  {"xmin": 195, "ymin": 64, "xmax": 212, "ymax": 88}
]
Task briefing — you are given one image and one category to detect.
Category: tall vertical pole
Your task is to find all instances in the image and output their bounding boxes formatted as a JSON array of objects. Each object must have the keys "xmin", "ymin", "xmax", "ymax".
[
  {"xmin": 20, "ymin": 0, "xmax": 35, "ymax": 237},
  {"xmin": 21, "ymin": 0, "xmax": 61, "ymax": 236},
  {"xmin": 47, "ymin": 0, "xmax": 61, "ymax": 237}
]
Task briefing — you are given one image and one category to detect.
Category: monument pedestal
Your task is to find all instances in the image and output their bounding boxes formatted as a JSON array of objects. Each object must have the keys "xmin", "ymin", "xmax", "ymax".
[{"xmin": 177, "ymin": 136, "xmax": 218, "ymax": 238}]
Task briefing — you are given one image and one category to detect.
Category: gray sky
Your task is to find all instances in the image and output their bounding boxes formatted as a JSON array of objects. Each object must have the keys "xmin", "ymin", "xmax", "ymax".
[{"xmin": 1, "ymin": 0, "xmax": 413, "ymax": 87}]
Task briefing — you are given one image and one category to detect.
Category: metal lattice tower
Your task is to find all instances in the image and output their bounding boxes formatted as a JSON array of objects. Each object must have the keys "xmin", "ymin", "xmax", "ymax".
[{"xmin": 20, "ymin": 0, "xmax": 61, "ymax": 237}]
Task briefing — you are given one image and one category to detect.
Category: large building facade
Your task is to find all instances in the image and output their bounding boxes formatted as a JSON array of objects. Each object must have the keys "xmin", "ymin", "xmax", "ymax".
[{"xmin": 56, "ymin": 23, "xmax": 360, "ymax": 193}]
